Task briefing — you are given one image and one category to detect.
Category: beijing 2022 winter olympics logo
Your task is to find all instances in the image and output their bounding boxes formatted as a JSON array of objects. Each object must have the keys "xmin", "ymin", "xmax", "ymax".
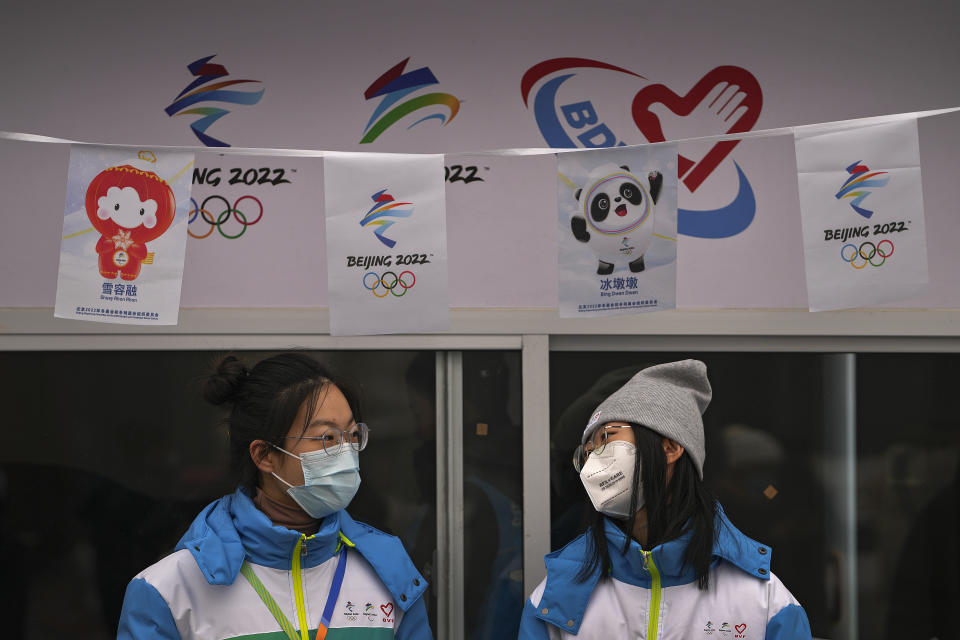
[
  {"xmin": 165, "ymin": 55, "xmax": 264, "ymax": 147},
  {"xmin": 354, "ymin": 189, "xmax": 422, "ymax": 299},
  {"xmin": 360, "ymin": 189, "xmax": 413, "ymax": 248},
  {"xmin": 521, "ymin": 58, "xmax": 763, "ymax": 238},
  {"xmin": 360, "ymin": 58, "xmax": 461, "ymax": 144}
]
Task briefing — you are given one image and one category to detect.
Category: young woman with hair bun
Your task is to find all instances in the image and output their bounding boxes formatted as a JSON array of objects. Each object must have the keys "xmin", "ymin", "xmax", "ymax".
[
  {"xmin": 519, "ymin": 360, "xmax": 811, "ymax": 640},
  {"xmin": 118, "ymin": 351, "xmax": 432, "ymax": 640}
]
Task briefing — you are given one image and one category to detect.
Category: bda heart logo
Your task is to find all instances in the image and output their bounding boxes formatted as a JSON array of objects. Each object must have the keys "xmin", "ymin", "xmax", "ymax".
[
  {"xmin": 381, "ymin": 602, "xmax": 394, "ymax": 617},
  {"xmin": 631, "ymin": 66, "xmax": 762, "ymax": 193},
  {"xmin": 522, "ymin": 58, "xmax": 763, "ymax": 238}
]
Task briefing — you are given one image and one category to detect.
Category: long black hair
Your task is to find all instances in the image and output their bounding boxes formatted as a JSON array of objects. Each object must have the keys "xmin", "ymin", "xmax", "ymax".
[
  {"xmin": 203, "ymin": 352, "xmax": 363, "ymax": 491},
  {"xmin": 577, "ymin": 423, "xmax": 717, "ymax": 589}
]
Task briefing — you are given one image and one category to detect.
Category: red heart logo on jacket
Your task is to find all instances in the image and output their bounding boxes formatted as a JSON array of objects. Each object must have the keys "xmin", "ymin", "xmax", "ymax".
[
  {"xmin": 380, "ymin": 603, "xmax": 394, "ymax": 617},
  {"xmin": 735, "ymin": 623, "xmax": 747, "ymax": 633},
  {"xmin": 631, "ymin": 66, "xmax": 762, "ymax": 192}
]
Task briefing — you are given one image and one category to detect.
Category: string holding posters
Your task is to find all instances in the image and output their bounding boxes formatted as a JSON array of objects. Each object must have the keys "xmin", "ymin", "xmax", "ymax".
[
  {"xmin": 557, "ymin": 144, "xmax": 678, "ymax": 317},
  {"xmin": 324, "ymin": 152, "xmax": 449, "ymax": 336},
  {"xmin": 795, "ymin": 119, "xmax": 929, "ymax": 311},
  {"xmin": 54, "ymin": 146, "xmax": 194, "ymax": 324}
]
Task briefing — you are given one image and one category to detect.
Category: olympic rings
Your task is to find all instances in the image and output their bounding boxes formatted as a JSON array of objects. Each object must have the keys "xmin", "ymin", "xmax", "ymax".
[
  {"xmin": 840, "ymin": 240, "xmax": 894, "ymax": 268},
  {"xmin": 362, "ymin": 270, "xmax": 416, "ymax": 298},
  {"xmin": 187, "ymin": 195, "xmax": 264, "ymax": 240}
]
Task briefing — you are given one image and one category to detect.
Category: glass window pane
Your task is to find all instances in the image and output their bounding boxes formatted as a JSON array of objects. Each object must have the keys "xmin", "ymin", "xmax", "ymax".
[
  {"xmin": 461, "ymin": 351, "xmax": 523, "ymax": 639},
  {"xmin": 857, "ymin": 354, "xmax": 960, "ymax": 640}
]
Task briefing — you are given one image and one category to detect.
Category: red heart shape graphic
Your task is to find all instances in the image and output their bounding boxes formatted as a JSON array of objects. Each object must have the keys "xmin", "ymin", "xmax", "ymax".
[
  {"xmin": 631, "ymin": 66, "xmax": 762, "ymax": 192},
  {"xmin": 735, "ymin": 623, "xmax": 747, "ymax": 633},
  {"xmin": 380, "ymin": 603, "xmax": 394, "ymax": 617}
]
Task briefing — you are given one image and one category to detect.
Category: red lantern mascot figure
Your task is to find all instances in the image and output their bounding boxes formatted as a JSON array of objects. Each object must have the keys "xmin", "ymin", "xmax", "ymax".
[{"xmin": 85, "ymin": 165, "xmax": 176, "ymax": 280}]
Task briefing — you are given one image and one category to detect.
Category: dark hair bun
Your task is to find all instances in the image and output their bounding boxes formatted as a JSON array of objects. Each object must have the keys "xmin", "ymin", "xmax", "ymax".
[{"xmin": 204, "ymin": 355, "xmax": 249, "ymax": 406}]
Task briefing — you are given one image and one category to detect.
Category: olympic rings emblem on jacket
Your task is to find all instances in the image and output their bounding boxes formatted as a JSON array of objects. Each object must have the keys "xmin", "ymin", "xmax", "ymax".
[
  {"xmin": 841, "ymin": 239, "xmax": 894, "ymax": 268},
  {"xmin": 188, "ymin": 195, "xmax": 264, "ymax": 239},
  {"xmin": 362, "ymin": 271, "xmax": 416, "ymax": 297}
]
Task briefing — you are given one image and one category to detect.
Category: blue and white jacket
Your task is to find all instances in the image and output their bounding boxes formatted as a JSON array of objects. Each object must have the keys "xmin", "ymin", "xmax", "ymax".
[
  {"xmin": 519, "ymin": 507, "xmax": 811, "ymax": 640},
  {"xmin": 118, "ymin": 488, "xmax": 432, "ymax": 640}
]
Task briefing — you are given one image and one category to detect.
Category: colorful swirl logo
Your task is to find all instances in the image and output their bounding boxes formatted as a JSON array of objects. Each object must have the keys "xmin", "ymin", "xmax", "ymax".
[
  {"xmin": 360, "ymin": 58, "xmax": 460, "ymax": 144},
  {"xmin": 841, "ymin": 240, "xmax": 894, "ymax": 268},
  {"xmin": 188, "ymin": 195, "xmax": 263, "ymax": 239},
  {"xmin": 363, "ymin": 271, "xmax": 416, "ymax": 297},
  {"xmin": 165, "ymin": 55, "xmax": 264, "ymax": 147},
  {"xmin": 836, "ymin": 161, "xmax": 889, "ymax": 219},
  {"xmin": 360, "ymin": 190, "xmax": 413, "ymax": 248}
]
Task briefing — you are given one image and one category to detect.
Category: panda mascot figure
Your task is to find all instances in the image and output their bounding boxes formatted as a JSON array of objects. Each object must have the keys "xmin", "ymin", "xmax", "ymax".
[{"xmin": 571, "ymin": 164, "xmax": 663, "ymax": 275}]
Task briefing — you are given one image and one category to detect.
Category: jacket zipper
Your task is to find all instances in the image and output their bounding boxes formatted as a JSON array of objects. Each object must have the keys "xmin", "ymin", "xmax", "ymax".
[
  {"xmin": 291, "ymin": 533, "xmax": 315, "ymax": 640},
  {"xmin": 642, "ymin": 550, "xmax": 661, "ymax": 640}
]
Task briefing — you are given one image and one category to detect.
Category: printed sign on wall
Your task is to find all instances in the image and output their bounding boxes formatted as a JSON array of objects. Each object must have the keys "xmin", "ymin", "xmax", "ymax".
[
  {"xmin": 558, "ymin": 144, "xmax": 678, "ymax": 317},
  {"xmin": 54, "ymin": 146, "xmax": 193, "ymax": 324},
  {"xmin": 795, "ymin": 119, "xmax": 929, "ymax": 310},
  {"xmin": 324, "ymin": 152, "xmax": 448, "ymax": 335}
]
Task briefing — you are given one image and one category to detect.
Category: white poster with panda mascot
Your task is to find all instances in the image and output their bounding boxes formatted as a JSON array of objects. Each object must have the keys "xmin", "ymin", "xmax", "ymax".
[{"xmin": 558, "ymin": 144, "xmax": 678, "ymax": 317}]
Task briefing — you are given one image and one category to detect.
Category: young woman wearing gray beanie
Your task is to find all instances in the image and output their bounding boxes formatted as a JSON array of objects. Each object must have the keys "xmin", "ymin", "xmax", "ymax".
[{"xmin": 518, "ymin": 359, "xmax": 812, "ymax": 640}]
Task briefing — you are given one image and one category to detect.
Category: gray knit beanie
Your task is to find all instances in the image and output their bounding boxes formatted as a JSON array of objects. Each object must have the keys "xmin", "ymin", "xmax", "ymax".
[{"xmin": 582, "ymin": 359, "xmax": 712, "ymax": 478}]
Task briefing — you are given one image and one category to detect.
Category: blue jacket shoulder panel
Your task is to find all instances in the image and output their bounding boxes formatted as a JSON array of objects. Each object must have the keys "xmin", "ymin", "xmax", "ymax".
[
  {"xmin": 766, "ymin": 603, "xmax": 813, "ymax": 639},
  {"xmin": 339, "ymin": 510, "xmax": 428, "ymax": 613},
  {"xmin": 519, "ymin": 597, "xmax": 555, "ymax": 640},
  {"xmin": 394, "ymin": 592, "xmax": 434, "ymax": 640},
  {"xmin": 117, "ymin": 577, "xmax": 181, "ymax": 639},
  {"xmin": 174, "ymin": 492, "xmax": 245, "ymax": 586},
  {"xmin": 535, "ymin": 532, "xmax": 600, "ymax": 634},
  {"xmin": 711, "ymin": 504, "xmax": 772, "ymax": 580}
]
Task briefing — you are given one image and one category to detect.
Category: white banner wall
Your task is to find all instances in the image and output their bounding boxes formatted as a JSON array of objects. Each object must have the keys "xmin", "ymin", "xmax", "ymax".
[{"xmin": 1, "ymin": 1, "xmax": 960, "ymax": 311}]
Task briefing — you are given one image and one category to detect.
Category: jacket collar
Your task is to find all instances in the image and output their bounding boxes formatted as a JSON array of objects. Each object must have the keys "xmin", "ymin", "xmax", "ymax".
[
  {"xmin": 176, "ymin": 488, "xmax": 341, "ymax": 584},
  {"xmin": 536, "ymin": 504, "xmax": 771, "ymax": 634},
  {"xmin": 175, "ymin": 488, "xmax": 428, "ymax": 612}
]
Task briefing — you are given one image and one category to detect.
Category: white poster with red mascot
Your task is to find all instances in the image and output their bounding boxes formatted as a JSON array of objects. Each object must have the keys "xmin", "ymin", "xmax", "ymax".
[
  {"xmin": 795, "ymin": 119, "xmax": 929, "ymax": 311},
  {"xmin": 54, "ymin": 145, "xmax": 194, "ymax": 324},
  {"xmin": 558, "ymin": 144, "xmax": 678, "ymax": 317},
  {"xmin": 324, "ymin": 152, "xmax": 449, "ymax": 336}
]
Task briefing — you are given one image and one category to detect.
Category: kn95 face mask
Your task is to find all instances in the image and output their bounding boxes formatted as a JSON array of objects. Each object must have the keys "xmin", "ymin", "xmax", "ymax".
[{"xmin": 579, "ymin": 440, "xmax": 640, "ymax": 519}]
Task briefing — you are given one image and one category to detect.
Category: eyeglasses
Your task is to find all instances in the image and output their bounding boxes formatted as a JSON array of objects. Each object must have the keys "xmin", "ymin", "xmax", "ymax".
[
  {"xmin": 285, "ymin": 422, "xmax": 369, "ymax": 456},
  {"xmin": 572, "ymin": 425, "xmax": 626, "ymax": 472}
]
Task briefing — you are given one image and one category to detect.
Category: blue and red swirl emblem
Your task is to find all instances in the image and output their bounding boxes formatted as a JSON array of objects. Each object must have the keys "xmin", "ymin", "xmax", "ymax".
[
  {"xmin": 835, "ymin": 161, "xmax": 889, "ymax": 219},
  {"xmin": 165, "ymin": 55, "xmax": 264, "ymax": 147}
]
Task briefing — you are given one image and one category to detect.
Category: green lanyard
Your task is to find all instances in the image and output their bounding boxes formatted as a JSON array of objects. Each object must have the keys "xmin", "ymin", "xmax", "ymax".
[{"xmin": 240, "ymin": 546, "xmax": 349, "ymax": 640}]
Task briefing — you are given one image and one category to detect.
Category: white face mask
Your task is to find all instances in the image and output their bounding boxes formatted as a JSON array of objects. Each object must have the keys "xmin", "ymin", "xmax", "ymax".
[
  {"xmin": 271, "ymin": 445, "xmax": 361, "ymax": 519},
  {"xmin": 579, "ymin": 440, "xmax": 642, "ymax": 519}
]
